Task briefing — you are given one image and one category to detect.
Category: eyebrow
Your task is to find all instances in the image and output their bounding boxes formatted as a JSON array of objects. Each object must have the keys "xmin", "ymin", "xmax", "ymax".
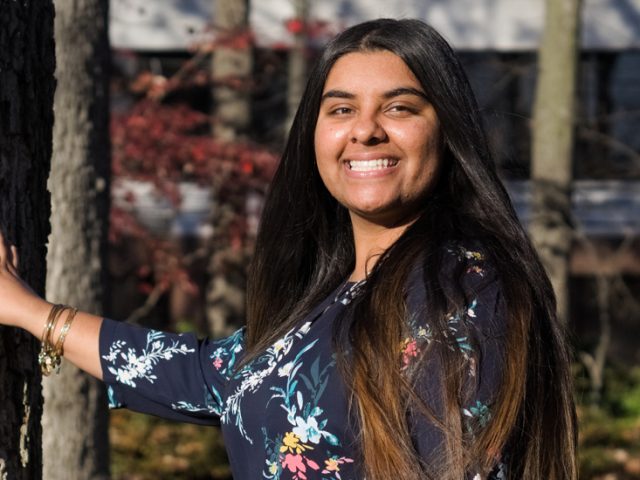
[
  {"xmin": 382, "ymin": 87, "xmax": 428, "ymax": 100},
  {"xmin": 320, "ymin": 87, "xmax": 427, "ymax": 103}
]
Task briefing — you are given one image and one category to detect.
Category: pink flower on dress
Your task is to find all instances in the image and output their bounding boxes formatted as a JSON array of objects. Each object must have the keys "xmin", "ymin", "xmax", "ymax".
[
  {"xmin": 282, "ymin": 454, "xmax": 306, "ymax": 473},
  {"xmin": 466, "ymin": 265, "xmax": 485, "ymax": 276},
  {"xmin": 281, "ymin": 454, "xmax": 320, "ymax": 479},
  {"xmin": 212, "ymin": 357, "xmax": 223, "ymax": 369},
  {"xmin": 402, "ymin": 339, "xmax": 419, "ymax": 367}
]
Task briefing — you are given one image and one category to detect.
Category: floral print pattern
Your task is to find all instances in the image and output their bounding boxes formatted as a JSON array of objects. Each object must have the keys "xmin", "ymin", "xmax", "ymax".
[
  {"xmin": 261, "ymin": 351, "xmax": 345, "ymax": 478},
  {"xmin": 102, "ymin": 330, "xmax": 195, "ymax": 388},
  {"xmin": 100, "ymin": 243, "xmax": 506, "ymax": 479}
]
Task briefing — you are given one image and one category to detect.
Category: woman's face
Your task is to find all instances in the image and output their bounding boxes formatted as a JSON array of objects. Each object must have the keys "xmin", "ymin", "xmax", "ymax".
[{"xmin": 314, "ymin": 50, "xmax": 442, "ymax": 227}]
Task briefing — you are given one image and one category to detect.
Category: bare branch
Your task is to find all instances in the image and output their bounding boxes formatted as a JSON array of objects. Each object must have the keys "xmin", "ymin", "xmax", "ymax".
[{"xmin": 126, "ymin": 282, "xmax": 166, "ymax": 324}]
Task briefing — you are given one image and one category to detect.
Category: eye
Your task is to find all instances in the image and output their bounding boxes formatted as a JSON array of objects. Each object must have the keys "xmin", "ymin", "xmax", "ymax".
[
  {"xmin": 386, "ymin": 104, "xmax": 417, "ymax": 116},
  {"xmin": 329, "ymin": 106, "xmax": 354, "ymax": 115}
]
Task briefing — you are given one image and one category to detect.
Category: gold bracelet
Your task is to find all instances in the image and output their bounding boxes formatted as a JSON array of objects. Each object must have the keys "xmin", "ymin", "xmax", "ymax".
[
  {"xmin": 38, "ymin": 304, "xmax": 67, "ymax": 376},
  {"xmin": 53, "ymin": 307, "xmax": 78, "ymax": 358},
  {"xmin": 40, "ymin": 304, "xmax": 64, "ymax": 347}
]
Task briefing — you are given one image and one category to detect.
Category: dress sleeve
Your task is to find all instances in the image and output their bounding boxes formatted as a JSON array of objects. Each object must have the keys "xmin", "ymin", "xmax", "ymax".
[
  {"xmin": 404, "ymin": 245, "xmax": 508, "ymax": 478},
  {"xmin": 99, "ymin": 318, "xmax": 245, "ymax": 426}
]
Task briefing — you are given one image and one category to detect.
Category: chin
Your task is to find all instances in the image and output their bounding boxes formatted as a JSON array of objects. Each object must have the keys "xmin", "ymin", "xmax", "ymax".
[
  {"xmin": 345, "ymin": 197, "xmax": 396, "ymax": 214},
  {"xmin": 349, "ymin": 207, "xmax": 407, "ymax": 226}
]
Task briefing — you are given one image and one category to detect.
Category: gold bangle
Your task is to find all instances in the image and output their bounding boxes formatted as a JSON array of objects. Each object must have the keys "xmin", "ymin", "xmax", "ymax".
[
  {"xmin": 38, "ymin": 304, "xmax": 67, "ymax": 376},
  {"xmin": 53, "ymin": 307, "xmax": 78, "ymax": 357},
  {"xmin": 40, "ymin": 304, "xmax": 64, "ymax": 346}
]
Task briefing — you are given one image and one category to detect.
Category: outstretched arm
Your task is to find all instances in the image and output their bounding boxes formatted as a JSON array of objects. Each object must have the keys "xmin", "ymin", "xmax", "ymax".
[
  {"xmin": 0, "ymin": 230, "xmax": 103, "ymax": 379},
  {"xmin": 0, "ymin": 230, "xmax": 239, "ymax": 425}
]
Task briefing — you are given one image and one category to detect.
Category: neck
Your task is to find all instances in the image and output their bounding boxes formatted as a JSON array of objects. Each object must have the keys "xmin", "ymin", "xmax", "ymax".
[{"xmin": 349, "ymin": 214, "xmax": 410, "ymax": 281}]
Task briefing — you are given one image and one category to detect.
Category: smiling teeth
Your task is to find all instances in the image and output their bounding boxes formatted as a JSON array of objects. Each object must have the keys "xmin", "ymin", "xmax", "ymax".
[{"xmin": 348, "ymin": 159, "xmax": 397, "ymax": 171}]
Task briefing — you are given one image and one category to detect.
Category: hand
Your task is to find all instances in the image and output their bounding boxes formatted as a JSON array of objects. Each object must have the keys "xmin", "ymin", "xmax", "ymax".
[
  {"xmin": 0, "ymin": 230, "xmax": 104, "ymax": 378},
  {"xmin": 0, "ymin": 230, "xmax": 51, "ymax": 329}
]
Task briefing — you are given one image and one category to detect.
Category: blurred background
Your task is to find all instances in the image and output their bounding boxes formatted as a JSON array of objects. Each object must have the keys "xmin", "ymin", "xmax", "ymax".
[{"xmin": 34, "ymin": 0, "xmax": 640, "ymax": 478}]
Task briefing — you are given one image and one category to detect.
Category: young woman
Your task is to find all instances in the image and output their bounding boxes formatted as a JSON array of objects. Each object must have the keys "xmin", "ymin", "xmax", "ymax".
[{"xmin": 0, "ymin": 18, "xmax": 577, "ymax": 480}]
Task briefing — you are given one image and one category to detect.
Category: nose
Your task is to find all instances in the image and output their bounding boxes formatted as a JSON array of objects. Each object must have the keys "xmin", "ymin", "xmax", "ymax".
[{"xmin": 349, "ymin": 112, "xmax": 387, "ymax": 145}]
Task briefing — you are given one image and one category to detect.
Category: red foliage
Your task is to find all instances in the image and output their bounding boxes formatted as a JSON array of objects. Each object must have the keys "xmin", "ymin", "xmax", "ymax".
[
  {"xmin": 110, "ymin": 94, "xmax": 278, "ymax": 316},
  {"xmin": 107, "ymin": 13, "xmax": 335, "ymax": 321},
  {"xmin": 111, "ymin": 99, "xmax": 277, "ymax": 192},
  {"xmin": 286, "ymin": 18, "xmax": 305, "ymax": 35},
  {"xmin": 284, "ymin": 18, "xmax": 337, "ymax": 42}
]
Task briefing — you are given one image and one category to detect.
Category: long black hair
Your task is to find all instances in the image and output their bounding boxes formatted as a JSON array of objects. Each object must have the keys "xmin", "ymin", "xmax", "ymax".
[{"xmin": 246, "ymin": 19, "xmax": 577, "ymax": 479}]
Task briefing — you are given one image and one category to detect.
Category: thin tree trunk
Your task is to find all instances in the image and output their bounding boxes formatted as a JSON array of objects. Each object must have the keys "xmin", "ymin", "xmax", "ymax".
[
  {"xmin": 579, "ymin": 273, "xmax": 611, "ymax": 405},
  {"xmin": 211, "ymin": 0, "xmax": 252, "ymax": 141},
  {"xmin": 0, "ymin": 1, "xmax": 56, "ymax": 478},
  {"xmin": 207, "ymin": 0, "xmax": 253, "ymax": 337},
  {"xmin": 42, "ymin": 1, "xmax": 111, "ymax": 479},
  {"xmin": 530, "ymin": 0, "xmax": 583, "ymax": 324},
  {"xmin": 286, "ymin": 0, "xmax": 309, "ymax": 131}
]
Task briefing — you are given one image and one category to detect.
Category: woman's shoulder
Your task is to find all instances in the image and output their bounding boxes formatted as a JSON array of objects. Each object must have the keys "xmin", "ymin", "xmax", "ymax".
[
  {"xmin": 406, "ymin": 239, "xmax": 497, "ymax": 293},
  {"xmin": 442, "ymin": 239, "xmax": 498, "ymax": 292},
  {"xmin": 404, "ymin": 239, "xmax": 505, "ymax": 334},
  {"xmin": 400, "ymin": 239, "xmax": 507, "ymax": 377}
]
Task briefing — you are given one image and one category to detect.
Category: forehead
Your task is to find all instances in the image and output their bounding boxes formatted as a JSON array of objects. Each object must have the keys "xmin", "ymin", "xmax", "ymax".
[{"xmin": 322, "ymin": 50, "xmax": 421, "ymax": 94}]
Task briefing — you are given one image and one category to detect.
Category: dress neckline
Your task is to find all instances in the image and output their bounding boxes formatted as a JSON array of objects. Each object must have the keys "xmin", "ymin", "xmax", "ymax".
[{"xmin": 333, "ymin": 278, "xmax": 367, "ymax": 304}]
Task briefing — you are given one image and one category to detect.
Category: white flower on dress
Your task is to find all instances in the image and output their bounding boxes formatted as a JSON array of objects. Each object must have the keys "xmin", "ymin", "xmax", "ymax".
[
  {"xmin": 298, "ymin": 322, "xmax": 312, "ymax": 335},
  {"xmin": 102, "ymin": 330, "xmax": 195, "ymax": 388},
  {"xmin": 292, "ymin": 415, "xmax": 322, "ymax": 444},
  {"xmin": 271, "ymin": 337, "xmax": 289, "ymax": 355},
  {"xmin": 221, "ymin": 323, "xmax": 315, "ymax": 444},
  {"xmin": 278, "ymin": 361, "xmax": 294, "ymax": 377},
  {"xmin": 467, "ymin": 299, "xmax": 478, "ymax": 318}
]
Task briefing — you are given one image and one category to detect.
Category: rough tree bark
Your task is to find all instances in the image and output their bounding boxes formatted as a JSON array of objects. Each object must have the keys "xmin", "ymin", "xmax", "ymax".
[
  {"xmin": 530, "ymin": 0, "xmax": 583, "ymax": 324},
  {"xmin": 0, "ymin": 1, "xmax": 56, "ymax": 478},
  {"xmin": 206, "ymin": 0, "xmax": 253, "ymax": 337},
  {"xmin": 41, "ymin": 1, "xmax": 111, "ymax": 479}
]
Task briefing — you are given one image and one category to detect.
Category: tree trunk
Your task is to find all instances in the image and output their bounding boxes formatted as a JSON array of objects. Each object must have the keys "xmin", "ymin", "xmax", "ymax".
[
  {"xmin": 211, "ymin": 0, "xmax": 252, "ymax": 141},
  {"xmin": 530, "ymin": 0, "xmax": 583, "ymax": 324},
  {"xmin": 0, "ymin": 1, "xmax": 56, "ymax": 478},
  {"xmin": 41, "ymin": 1, "xmax": 111, "ymax": 479},
  {"xmin": 286, "ymin": 0, "xmax": 309, "ymax": 131},
  {"xmin": 207, "ymin": 0, "xmax": 253, "ymax": 337}
]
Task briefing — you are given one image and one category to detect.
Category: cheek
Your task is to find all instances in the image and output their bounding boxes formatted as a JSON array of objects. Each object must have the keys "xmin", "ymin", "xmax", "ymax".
[
  {"xmin": 392, "ymin": 122, "xmax": 441, "ymax": 162},
  {"xmin": 315, "ymin": 122, "xmax": 350, "ymax": 152},
  {"xmin": 314, "ymin": 124, "xmax": 350, "ymax": 171},
  {"xmin": 314, "ymin": 129, "xmax": 336, "ymax": 190}
]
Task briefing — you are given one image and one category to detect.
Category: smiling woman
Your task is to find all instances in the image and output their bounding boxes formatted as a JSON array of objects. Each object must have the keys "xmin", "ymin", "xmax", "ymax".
[
  {"xmin": 315, "ymin": 50, "xmax": 443, "ymax": 279},
  {"xmin": 0, "ymin": 18, "xmax": 577, "ymax": 480},
  {"xmin": 315, "ymin": 51, "xmax": 442, "ymax": 233}
]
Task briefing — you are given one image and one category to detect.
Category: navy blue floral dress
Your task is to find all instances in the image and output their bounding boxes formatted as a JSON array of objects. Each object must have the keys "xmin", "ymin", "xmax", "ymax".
[{"xmin": 100, "ymin": 245, "xmax": 508, "ymax": 479}]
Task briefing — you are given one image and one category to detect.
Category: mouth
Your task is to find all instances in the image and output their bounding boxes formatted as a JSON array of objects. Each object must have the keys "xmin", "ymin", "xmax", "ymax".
[{"xmin": 346, "ymin": 158, "xmax": 399, "ymax": 171}]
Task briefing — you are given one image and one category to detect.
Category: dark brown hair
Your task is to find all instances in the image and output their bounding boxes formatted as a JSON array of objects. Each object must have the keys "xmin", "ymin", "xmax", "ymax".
[{"xmin": 246, "ymin": 18, "xmax": 577, "ymax": 479}]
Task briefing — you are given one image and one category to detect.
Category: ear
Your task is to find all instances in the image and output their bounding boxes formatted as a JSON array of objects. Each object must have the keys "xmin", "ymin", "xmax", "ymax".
[{"xmin": 10, "ymin": 245, "xmax": 19, "ymax": 270}]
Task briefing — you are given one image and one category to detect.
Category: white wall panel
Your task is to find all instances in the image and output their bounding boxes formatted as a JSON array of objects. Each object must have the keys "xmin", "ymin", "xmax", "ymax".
[{"xmin": 110, "ymin": 0, "xmax": 640, "ymax": 51}]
